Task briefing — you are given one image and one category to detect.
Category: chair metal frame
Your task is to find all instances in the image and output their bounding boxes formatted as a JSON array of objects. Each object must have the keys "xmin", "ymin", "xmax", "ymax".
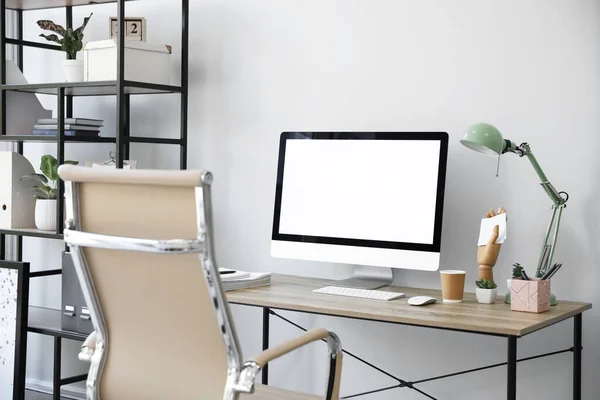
[{"xmin": 63, "ymin": 171, "xmax": 342, "ymax": 400}]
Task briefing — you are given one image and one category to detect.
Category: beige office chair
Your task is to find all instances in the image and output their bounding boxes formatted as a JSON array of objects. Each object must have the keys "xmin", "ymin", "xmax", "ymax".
[{"xmin": 59, "ymin": 166, "xmax": 343, "ymax": 400}]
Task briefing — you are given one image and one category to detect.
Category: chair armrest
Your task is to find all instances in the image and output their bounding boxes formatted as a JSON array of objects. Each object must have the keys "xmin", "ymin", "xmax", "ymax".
[
  {"xmin": 78, "ymin": 331, "xmax": 97, "ymax": 362},
  {"xmin": 251, "ymin": 328, "xmax": 330, "ymax": 367},
  {"xmin": 235, "ymin": 328, "xmax": 343, "ymax": 400}
]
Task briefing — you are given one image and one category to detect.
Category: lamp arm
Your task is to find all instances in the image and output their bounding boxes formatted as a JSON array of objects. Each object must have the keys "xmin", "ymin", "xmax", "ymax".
[
  {"xmin": 503, "ymin": 140, "xmax": 569, "ymax": 277},
  {"xmin": 503, "ymin": 141, "xmax": 566, "ymax": 207}
]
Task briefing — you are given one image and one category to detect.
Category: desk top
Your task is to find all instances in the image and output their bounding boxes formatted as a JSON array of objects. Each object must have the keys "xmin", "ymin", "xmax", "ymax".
[{"xmin": 227, "ymin": 274, "xmax": 591, "ymax": 337}]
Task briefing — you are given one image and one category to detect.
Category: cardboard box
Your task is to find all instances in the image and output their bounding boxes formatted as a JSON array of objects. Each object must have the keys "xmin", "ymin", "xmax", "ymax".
[{"xmin": 84, "ymin": 39, "xmax": 172, "ymax": 85}]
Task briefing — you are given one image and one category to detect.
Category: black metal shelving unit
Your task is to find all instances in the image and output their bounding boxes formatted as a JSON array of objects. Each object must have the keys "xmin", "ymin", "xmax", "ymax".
[{"xmin": 0, "ymin": 0, "xmax": 189, "ymax": 398}]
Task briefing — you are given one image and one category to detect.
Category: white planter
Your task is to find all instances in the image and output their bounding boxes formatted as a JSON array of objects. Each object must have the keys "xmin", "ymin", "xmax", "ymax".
[
  {"xmin": 476, "ymin": 287, "xmax": 497, "ymax": 304},
  {"xmin": 62, "ymin": 59, "xmax": 84, "ymax": 82},
  {"xmin": 35, "ymin": 199, "xmax": 56, "ymax": 231}
]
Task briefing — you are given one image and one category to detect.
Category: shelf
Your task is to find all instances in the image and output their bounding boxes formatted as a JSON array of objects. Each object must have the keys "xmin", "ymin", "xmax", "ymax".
[
  {"xmin": 7, "ymin": 0, "xmax": 135, "ymax": 11},
  {"xmin": 28, "ymin": 306, "xmax": 88, "ymax": 341},
  {"xmin": 2, "ymin": 80, "xmax": 183, "ymax": 96},
  {"xmin": 0, "ymin": 228, "xmax": 63, "ymax": 240},
  {"xmin": 0, "ymin": 135, "xmax": 117, "ymax": 143},
  {"xmin": 25, "ymin": 389, "xmax": 70, "ymax": 400},
  {"xmin": 127, "ymin": 136, "xmax": 183, "ymax": 145},
  {"xmin": 0, "ymin": 135, "xmax": 183, "ymax": 144},
  {"xmin": 6, "ymin": 38, "xmax": 62, "ymax": 52}
]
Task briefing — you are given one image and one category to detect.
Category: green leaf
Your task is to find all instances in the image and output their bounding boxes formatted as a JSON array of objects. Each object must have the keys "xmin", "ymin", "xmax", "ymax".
[
  {"xmin": 39, "ymin": 15, "xmax": 90, "ymax": 58},
  {"xmin": 63, "ymin": 160, "xmax": 79, "ymax": 165},
  {"xmin": 33, "ymin": 185, "xmax": 52, "ymax": 199},
  {"xmin": 40, "ymin": 155, "xmax": 58, "ymax": 182},
  {"xmin": 21, "ymin": 173, "xmax": 48, "ymax": 185},
  {"xmin": 37, "ymin": 20, "xmax": 67, "ymax": 36},
  {"xmin": 74, "ymin": 13, "xmax": 93, "ymax": 38},
  {"xmin": 476, "ymin": 279, "xmax": 497, "ymax": 289},
  {"xmin": 39, "ymin": 33, "xmax": 61, "ymax": 44},
  {"xmin": 60, "ymin": 35, "xmax": 79, "ymax": 59}
]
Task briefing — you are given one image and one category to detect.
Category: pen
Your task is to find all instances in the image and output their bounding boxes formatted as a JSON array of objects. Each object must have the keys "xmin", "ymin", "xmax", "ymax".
[
  {"xmin": 541, "ymin": 263, "xmax": 561, "ymax": 280},
  {"xmin": 547, "ymin": 263, "xmax": 563, "ymax": 280},
  {"xmin": 540, "ymin": 266, "xmax": 554, "ymax": 280},
  {"xmin": 521, "ymin": 269, "xmax": 530, "ymax": 281}
]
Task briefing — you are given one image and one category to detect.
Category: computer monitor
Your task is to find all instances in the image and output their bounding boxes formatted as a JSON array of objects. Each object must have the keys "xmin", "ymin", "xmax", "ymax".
[{"xmin": 271, "ymin": 132, "xmax": 448, "ymax": 289}]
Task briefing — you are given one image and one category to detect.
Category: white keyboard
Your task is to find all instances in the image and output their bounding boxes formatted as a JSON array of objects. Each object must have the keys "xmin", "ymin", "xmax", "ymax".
[{"xmin": 313, "ymin": 286, "xmax": 405, "ymax": 301}]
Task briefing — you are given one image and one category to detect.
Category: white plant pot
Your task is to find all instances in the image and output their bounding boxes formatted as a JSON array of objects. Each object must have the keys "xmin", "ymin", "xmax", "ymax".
[
  {"xmin": 62, "ymin": 59, "xmax": 84, "ymax": 82},
  {"xmin": 35, "ymin": 199, "xmax": 56, "ymax": 231},
  {"xmin": 476, "ymin": 287, "xmax": 497, "ymax": 304}
]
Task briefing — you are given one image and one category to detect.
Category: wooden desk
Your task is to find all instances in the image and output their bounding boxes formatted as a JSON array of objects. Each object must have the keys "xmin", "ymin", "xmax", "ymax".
[{"xmin": 228, "ymin": 274, "xmax": 592, "ymax": 400}]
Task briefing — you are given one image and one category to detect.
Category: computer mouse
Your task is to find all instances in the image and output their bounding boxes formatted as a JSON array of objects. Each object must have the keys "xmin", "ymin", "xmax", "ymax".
[{"xmin": 408, "ymin": 296, "xmax": 438, "ymax": 306}]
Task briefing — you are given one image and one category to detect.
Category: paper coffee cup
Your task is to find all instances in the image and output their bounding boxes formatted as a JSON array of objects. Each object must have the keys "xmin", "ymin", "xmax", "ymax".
[{"xmin": 440, "ymin": 270, "xmax": 466, "ymax": 303}]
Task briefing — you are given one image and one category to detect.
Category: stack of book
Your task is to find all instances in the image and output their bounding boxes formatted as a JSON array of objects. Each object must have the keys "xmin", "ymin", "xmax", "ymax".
[
  {"xmin": 219, "ymin": 269, "xmax": 272, "ymax": 291},
  {"xmin": 32, "ymin": 118, "xmax": 103, "ymax": 137}
]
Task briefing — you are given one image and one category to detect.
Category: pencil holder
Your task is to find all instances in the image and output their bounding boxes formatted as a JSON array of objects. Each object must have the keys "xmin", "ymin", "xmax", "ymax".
[{"xmin": 510, "ymin": 279, "xmax": 551, "ymax": 313}]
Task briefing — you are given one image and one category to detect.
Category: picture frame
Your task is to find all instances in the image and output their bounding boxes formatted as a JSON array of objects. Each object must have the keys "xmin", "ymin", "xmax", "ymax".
[
  {"xmin": 109, "ymin": 17, "xmax": 146, "ymax": 42},
  {"xmin": 0, "ymin": 261, "xmax": 29, "ymax": 400}
]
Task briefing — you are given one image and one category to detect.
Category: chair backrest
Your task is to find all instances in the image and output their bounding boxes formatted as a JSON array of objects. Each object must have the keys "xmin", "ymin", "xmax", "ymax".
[{"xmin": 59, "ymin": 166, "xmax": 238, "ymax": 400}]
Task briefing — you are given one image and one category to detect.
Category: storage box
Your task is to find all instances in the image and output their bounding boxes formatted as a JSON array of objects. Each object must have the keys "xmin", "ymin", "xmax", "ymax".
[
  {"xmin": 511, "ymin": 279, "xmax": 551, "ymax": 313},
  {"xmin": 0, "ymin": 152, "xmax": 36, "ymax": 229},
  {"xmin": 83, "ymin": 39, "xmax": 172, "ymax": 85},
  {"xmin": 4, "ymin": 60, "xmax": 51, "ymax": 135}
]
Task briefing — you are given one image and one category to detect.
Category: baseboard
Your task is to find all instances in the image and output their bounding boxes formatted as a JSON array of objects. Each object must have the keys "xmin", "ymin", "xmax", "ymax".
[{"xmin": 26, "ymin": 378, "xmax": 86, "ymax": 400}]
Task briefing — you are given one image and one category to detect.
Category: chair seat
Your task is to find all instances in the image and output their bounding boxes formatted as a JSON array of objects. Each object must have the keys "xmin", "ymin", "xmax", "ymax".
[{"xmin": 241, "ymin": 384, "xmax": 321, "ymax": 400}]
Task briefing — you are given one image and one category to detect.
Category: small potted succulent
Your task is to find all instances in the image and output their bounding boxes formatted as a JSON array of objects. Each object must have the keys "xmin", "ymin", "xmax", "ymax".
[
  {"xmin": 504, "ymin": 263, "xmax": 525, "ymax": 304},
  {"xmin": 37, "ymin": 13, "xmax": 92, "ymax": 82},
  {"xmin": 21, "ymin": 155, "xmax": 78, "ymax": 231},
  {"xmin": 475, "ymin": 279, "xmax": 498, "ymax": 304}
]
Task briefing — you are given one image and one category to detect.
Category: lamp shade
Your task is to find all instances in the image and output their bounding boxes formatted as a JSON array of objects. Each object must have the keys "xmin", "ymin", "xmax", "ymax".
[{"xmin": 460, "ymin": 123, "xmax": 506, "ymax": 156}]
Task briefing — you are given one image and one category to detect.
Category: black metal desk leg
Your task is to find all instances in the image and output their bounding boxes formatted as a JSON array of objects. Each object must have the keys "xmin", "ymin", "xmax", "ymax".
[
  {"xmin": 507, "ymin": 336, "xmax": 517, "ymax": 400},
  {"xmin": 574, "ymin": 314, "xmax": 582, "ymax": 400},
  {"xmin": 53, "ymin": 337, "xmax": 62, "ymax": 400},
  {"xmin": 262, "ymin": 307, "xmax": 270, "ymax": 385}
]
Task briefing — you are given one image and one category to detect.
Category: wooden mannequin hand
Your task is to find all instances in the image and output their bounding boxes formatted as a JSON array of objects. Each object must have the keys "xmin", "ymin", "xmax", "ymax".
[{"xmin": 477, "ymin": 208, "xmax": 505, "ymax": 267}]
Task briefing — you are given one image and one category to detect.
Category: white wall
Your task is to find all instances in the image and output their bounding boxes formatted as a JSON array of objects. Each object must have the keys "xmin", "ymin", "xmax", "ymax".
[{"xmin": 19, "ymin": 1, "xmax": 600, "ymax": 399}]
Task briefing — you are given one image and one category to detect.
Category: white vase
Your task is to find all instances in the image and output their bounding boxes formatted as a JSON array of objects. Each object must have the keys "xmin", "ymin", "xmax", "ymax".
[
  {"xmin": 62, "ymin": 59, "xmax": 84, "ymax": 82},
  {"xmin": 35, "ymin": 199, "xmax": 57, "ymax": 231},
  {"xmin": 476, "ymin": 287, "xmax": 497, "ymax": 304}
]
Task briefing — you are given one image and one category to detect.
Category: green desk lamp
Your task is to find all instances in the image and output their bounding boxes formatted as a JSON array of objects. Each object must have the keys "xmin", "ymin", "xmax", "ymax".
[{"xmin": 460, "ymin": 123, "xmax": 569, "ymax": 279}]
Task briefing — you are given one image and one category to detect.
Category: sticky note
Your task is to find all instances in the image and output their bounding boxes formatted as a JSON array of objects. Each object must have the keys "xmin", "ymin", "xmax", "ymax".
[{"xmin": 478, "ymin": 213, "xmax": 507, "ymax": 246}]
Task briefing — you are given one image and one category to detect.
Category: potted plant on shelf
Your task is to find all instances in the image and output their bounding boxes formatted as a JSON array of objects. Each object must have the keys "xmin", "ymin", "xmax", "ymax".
[
  {"xmin": 21, "ymin": 155, "xmax": 78, "ymax": 231},
  {"xmin": 37, "ymin": 13, "xmax": 93, "ymax": 82},
  {"xmin": 475, "ymin": 279, "xmax": 498, "ymax": 304}
]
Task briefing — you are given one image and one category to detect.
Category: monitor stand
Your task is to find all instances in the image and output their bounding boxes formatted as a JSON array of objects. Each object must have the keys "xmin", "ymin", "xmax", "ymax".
[{"xmin": 335, "ymin": 266, "xmax": 393, "ymax": 290}]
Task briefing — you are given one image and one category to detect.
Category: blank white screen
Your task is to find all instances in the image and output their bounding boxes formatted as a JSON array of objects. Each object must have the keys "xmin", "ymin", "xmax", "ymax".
[{"xmin": 278, "ymin": 139, "xmax": 441, "ymax": 244}]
